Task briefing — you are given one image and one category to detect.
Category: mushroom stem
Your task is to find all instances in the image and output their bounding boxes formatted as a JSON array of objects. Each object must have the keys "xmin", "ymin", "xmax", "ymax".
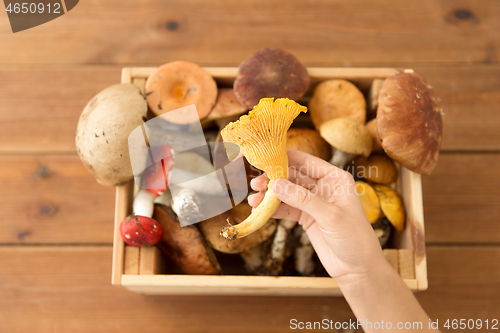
[
  {"xmin": 330, "ymin": 149, "xmax": 356, "ymax": 169},
  {"xmin": 133, "ymin": 189, "xmax": 156, "ymax": 218},
  {"xmin": 294, "ymin": 228, "xmax": 315, "ymax": 276},
  {"xmin": 220, "ymin": 181, "xmax": 281, "ymax": 240}
]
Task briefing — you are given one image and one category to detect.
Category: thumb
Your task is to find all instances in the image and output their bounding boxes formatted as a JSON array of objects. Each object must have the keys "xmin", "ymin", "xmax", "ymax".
[{"xmin": 272, "ymin": 178, "xmax": 331, "ymax": 222}]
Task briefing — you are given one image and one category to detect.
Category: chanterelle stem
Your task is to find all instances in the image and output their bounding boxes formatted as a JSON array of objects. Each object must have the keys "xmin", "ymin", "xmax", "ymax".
[{"xmin": 221, "ymin": 181, "xmax": 281, "ymax": 240}]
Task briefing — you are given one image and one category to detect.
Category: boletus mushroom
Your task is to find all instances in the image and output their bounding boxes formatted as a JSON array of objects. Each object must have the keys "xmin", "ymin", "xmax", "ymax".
[
  {"xmin": 201, "ymin": 88, "xmax": 248, "ymax": 128},
  {"xmin": 76, "ymin": 84, "xmax": 147, "ymax": 186},
  {"xmin": 319, "ymin": 117, "xmax": 373, "ymax": 168},
  {"xmin": 145, "ymin": 61, "xmax": 218, "ymax": 124},
  {"xmin": 373, "ymin": 184, "xmax": 405, "ymax": 231},
  {"xmin": 287, "ymin": 128, "xmax": 332, "ymax": 161},
  {"xmin": 377, "ymin": 72, "xmax": 443, "ymax": 175},
  {"xmin": 198, "ymin": 201, "xmax": 277, "ymax": 254},
  {"xmin": 220, "ymin": 98, "xmax": 307, "ymax": 240},
  {"xmin": 355, "ymin": 181, "xmax": 381, "ymax": 224},
  {"xmin": 309, "ymin": 79, "xmax": 366, "ymax": 129},
  {"xmin": 366, "ymin": 118, "xmax": 383, "ymax": 151},
  {"xmin": 234, "ymin": 48, "xmax": 310, "ymax": 109}
]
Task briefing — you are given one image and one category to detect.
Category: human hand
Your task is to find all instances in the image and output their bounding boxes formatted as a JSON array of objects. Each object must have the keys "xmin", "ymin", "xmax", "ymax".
[{"xmin": 248, "ymin": 149, "xmax": 385, "ymax": 283}]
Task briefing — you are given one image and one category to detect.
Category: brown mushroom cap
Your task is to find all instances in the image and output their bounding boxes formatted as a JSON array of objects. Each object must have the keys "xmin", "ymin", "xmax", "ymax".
[
  {"xmin": 198, "ymin": 202, "xmax": 277, "ymax": 254},
  {"xmin": 234, "ymin": 48, "xmax": 310, "ymax": 109},
  {"xmin": 309, "ymin": 79, "xmax": 366, "ymax": 129},
  {"xmin": 153, "ymin": 205, "xmax": 221, "ymax": 275},
  {"xmin": 377, "ymin": 72, "xmax": 443, "ymax": 175},
  {"xmin": 353, "ymin": 153, "xmax": 398, "ymax": 184},
  {"xmin": 145, "ymin": 61, "xmax": 218, "ymax": 124},
  {"xmin": 319, "ymin": 117, "xmax": 373, "ymax": 156},
  {"xmin": 287, "ymin": 128, "xmax": 332, "ymax": 160},
  {"xmin": 373, "ymin": 185, "xmax": 405, "ymax": 231},
  {"xmin": 204, "ymin": 88, "xmax": 248, "ymax": 123},
  {"xmin": 355, "ymin": 181, "xmax": 381, "ymax": 224},
  {"xmin": 366, "ymin": 118, "xmax": 383, "ymax": 151}
]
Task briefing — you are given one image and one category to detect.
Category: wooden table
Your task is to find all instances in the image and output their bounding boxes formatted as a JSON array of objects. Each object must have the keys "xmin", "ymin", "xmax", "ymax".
[{"xmin": 0, "ymin": 1, "xmax": 499, "ymax": 332}]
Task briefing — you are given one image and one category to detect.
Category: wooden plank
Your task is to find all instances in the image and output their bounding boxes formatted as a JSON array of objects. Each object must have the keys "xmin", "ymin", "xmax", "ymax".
[
  {"xmin": 0, "ymin": 0, "xmax": 498, "ymax": 65},
  {"xmin": 123, "ymin": 246, "xmax": 140, "ymax": 275},
  {"xmin": 0, "ymin": 66, "xmax": 120, "ymax": 153},
  {"xmin": 0, "ymin": 246, "xmax": 497, "ymax": 332},
  {"xmin": 1, "ymin": 64, "xmax": 499, "ymax": 153},
  {"xmin": 423, "ymin": 153, "xmax": 500, "ymax": 244},
  {"xmin": 139, "ymin": 246, "xmax": 162, "ymax": 275},
  {"xmin": 398, "ymin": 249, "xmax": 416, "ymax": 280},
  {"xmin": 0, "ymin": 155, "xmax": 115, "ymax": 244},
  {"xmin": 383, "ymin": 249, "xmax": 399, "ymax": 273}
]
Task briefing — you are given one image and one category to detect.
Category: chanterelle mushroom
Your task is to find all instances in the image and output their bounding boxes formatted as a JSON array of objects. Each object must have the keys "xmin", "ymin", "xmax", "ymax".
[{"xmin": 220, "ymin": 98, "xmax": 307, "ymax": 240}]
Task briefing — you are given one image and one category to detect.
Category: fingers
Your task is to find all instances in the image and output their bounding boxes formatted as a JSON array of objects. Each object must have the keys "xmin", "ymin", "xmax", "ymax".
[
  {"xmin": 287, "ymin": 149, "xmax": 338, "ymax": 179},
  {"xmin": 247, "ymin": 191, "xmax": 302, "ymax": 220},
  {"xmin": 250, "ymin": 167, "xmax": 318, "ymax": 192},
  {"xmin": 272, "ymin": 178, "xmax": 337, "ymax": 223}
]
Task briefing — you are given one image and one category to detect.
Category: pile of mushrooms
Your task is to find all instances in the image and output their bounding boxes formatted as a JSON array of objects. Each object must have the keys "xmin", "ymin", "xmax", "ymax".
[{"xmin": 75, "ymin": 47, "xmax": 443, "ymax": 277}]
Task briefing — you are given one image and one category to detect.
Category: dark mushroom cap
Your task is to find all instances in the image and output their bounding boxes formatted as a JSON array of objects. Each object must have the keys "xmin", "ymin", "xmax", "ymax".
[
  {"xmin": 377, "ymin": 72, "xmax": 443, "ymax": 175},
  {"xmin": 234, "ymin": 48, "xmax": 310, "ymax": 108}
]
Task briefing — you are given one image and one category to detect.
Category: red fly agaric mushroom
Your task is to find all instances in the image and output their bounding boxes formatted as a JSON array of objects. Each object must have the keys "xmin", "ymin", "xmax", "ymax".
[
  {"xmin": 377, "ymin": 72, "xmax": 443, "ymax": 175},
  {"xmin": 145, "ymin": 61, "xmax": 218, "ymax": 124},
  {"xmin": 220, "ymin": 98, "xmax": 307, "ymax": 240},
  {"xmin": 234, "ymin": 48, "xmax": 310, "ymax": 109},
  {"xmin": 319, "ymin": 117, "xmax": 373, "ymax": 168},
  {"xmin": 119, "ymin": 214, "xmax": 164, "ymax": 247},
  {"xmin": 143, "ymin": 145, "xmax": 175, "ymax": 196},
  {"xmin": 309, "ymin": 79, "xmax": 366, "ymax": 130}
]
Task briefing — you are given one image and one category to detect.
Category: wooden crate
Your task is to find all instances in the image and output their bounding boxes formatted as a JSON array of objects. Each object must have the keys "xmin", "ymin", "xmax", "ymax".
[{"xmin": 112, "ymin": 67, "xmax": 427, "ymax": 296}]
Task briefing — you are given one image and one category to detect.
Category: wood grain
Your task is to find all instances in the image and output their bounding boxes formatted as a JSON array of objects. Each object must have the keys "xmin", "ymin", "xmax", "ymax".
[
  {"xmin": 423, "ymin": 153, "xmax": 500, "ymax": 244},
  {"xmin": 0, "ymin": 246, "xmax": 497, "ymax": 332},
  {"xmin": 0, "ymin": 0, "xmax": 498, "ymax": 65},
  {"xmin": 1, "ymin": 64, "xmax": 499, "ymax": 153},
  {"xmin": 0, "ymin": 155, "xmax": 115, "ymax": 244},
  {"xmin": 0, "ymin": 153, "xmax": 498, "ymax": 244}
]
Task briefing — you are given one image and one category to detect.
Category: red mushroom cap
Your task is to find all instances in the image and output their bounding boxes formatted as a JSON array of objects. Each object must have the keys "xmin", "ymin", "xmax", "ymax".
[
  {"xmin": 120, "ymin": 214, "xmax": 164, "ymax": 247},
  {"xmin": 144, "ymin": 145, "xmax": 174, "ymax": 196}
]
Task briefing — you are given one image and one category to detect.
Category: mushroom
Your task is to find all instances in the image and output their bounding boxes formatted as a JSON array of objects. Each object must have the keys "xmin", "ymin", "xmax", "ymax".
[
  {"xmin": 145, "ymin": 61, "xmax": 218, "ymax": 124},
  {"xmin": 294, "ymin": 227, "xmax": 315, "ymax": 276},
  {"xmin": 353, "ymin": 153, "xmax": 398, "ymax": 184},
  {"xmin": 367, "ymin": 78, "xmax": 384, "ymax": 119},
  {"xmin": 170, "ymin": 188, "xmax": 203, "ymax": 226},
  {"xmin": 119, "ymin": 214, "xmax": 164, "ymax": 247},
  {"xmin": 309, "ymin": 79, "xmax": 366, "ymax": 130},
  {"xmin": 119, "ymin": 188, "xmax": 164, "ymax": 247},
  {"xmin": 219, "ymin": 98, "xmax": 307, "ymax": 240},
  {"xmin": 377, "ymin": 72, "xmax": 443, "ymax": 175},
  {"xmin": 76, "ymin": 84, "xmax": 147, "ymax": 186},
  {"xmin": 234, "ymin": 48, "xmax": 310, "ymax": 109},
  {"xmin": 153, "ymin": 204, "xmax": 222, "ymax": 275},
  {"xmin": 201, "ymin": 88, "xmax": 248, "ymax": 128},
  {"xmin": 286, "ymin": 128, "xmax": 332, "ymax": 160},
  {"xmin": 372, "ymin": 218, "xmax": 392, "ymax": 248},
  {"xmin": 198, "ymin": 201, "xmax": 277, "ymax": 254},
  {"xmin": 373, "ymin": 184, "xmax": 405, "ymax": 231},
  {"xmin": 143, "ymin": 145, "xmax": 175, "ymax": 196},
  {"xmin": 319, "ymin": 117, "xmax": 373, "ymax": 168},
  {"xmin": 355, "ymin": 181, "xmax": 381, "ymax": 224},
  {"xmin": 261, "ymin": 218, "xmax": 297, "ymax": 276},
  {"xmin": 366, "ymin": 118, "xmax": 383, "ymax": 151}
]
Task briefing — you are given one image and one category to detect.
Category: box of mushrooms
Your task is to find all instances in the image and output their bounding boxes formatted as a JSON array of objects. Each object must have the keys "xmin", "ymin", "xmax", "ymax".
[{"xmin": 75, "ymin": 48, "xmax": 443, "ymax": 296}]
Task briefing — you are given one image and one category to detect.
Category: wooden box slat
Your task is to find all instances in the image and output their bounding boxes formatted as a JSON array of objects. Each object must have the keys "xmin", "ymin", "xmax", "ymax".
[{"xmin": 112, "ymin": 67, "xmax": 427, "ymax": 295}]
